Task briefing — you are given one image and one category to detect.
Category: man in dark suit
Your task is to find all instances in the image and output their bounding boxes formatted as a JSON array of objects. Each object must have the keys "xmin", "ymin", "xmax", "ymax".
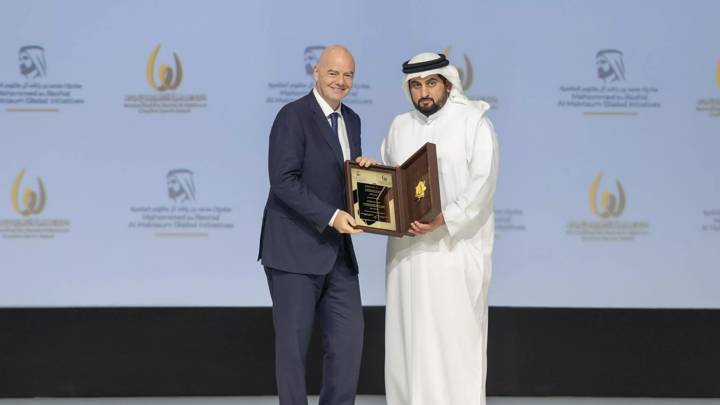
[{"xmin": 258, "ymin": 45, "xmax": 373, "ymax": 405}]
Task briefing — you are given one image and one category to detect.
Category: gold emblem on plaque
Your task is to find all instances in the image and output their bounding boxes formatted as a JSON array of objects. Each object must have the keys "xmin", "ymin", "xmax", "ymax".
[{"xmin": 415, "ymin": 179, "xmax": 427, "ymax": 200}]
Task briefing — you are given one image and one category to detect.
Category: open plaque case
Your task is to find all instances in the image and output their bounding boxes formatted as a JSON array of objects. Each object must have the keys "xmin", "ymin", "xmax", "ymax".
[{"xmin": 344, "ymin": 142, "xmax": 441, "ymax": 237}]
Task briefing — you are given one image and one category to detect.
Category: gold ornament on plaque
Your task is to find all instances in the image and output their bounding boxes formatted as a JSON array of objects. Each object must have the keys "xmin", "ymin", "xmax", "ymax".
[{"xmin": 415, "ymin": 179, "xmax": 427, "ymax": 200}]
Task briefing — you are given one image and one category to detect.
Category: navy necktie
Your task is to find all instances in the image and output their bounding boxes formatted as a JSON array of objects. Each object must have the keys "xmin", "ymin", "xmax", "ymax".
[{"xmin": 329, "ymin": 112, "xmax": 339, "ymax": 136}]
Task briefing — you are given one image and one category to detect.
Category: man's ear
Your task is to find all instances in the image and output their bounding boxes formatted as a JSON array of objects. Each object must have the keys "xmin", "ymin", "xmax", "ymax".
[
  {"xmin": 446, "ymin": 81, "xmax": 453, "ymax": 93},
  {"xmin": 312, "ymin": 65, "xmax": 319, "ymax": 82}
]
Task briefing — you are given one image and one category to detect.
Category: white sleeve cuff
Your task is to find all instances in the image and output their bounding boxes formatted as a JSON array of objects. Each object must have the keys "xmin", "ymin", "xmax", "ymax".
[{"xmin": 328, "ymin": 209, "xmax": 340, "ymax": 227}]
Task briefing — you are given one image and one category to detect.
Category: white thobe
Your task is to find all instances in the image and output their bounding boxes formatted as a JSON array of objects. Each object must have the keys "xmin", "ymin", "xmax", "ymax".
[{"xmin": 381, "ymin": 100, "xmax": 499, "ymax": 405}]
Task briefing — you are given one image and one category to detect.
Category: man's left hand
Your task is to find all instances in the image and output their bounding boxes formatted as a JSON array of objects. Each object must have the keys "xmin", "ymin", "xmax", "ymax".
[
  {"xmin": 408, "ymin": 213, "xmax": 444, "ymax": 235},
  {"xmin": 355, "ymin": 156, "xmax": 377, "ymax": 168}
]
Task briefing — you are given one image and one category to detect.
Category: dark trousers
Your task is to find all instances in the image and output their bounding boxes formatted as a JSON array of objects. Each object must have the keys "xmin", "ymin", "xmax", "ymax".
[{"xmin": 265, "ymin": 254, "xmax": 364, "ymax": 405}]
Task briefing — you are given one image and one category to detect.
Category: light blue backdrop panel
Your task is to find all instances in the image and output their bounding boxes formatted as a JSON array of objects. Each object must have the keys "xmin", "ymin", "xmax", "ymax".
[{"xmin": 1, "ymin": 0, "xmax": 718, "ymax": 307}]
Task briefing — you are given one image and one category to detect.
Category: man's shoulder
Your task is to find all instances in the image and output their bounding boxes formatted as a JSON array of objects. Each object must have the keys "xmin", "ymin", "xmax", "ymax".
[
  {"xmin": 390, "ymin": 111, "xmax": 414, "ymax": 126},
  {"xmin": 275, "ymin": 93, "xmax": 314, "ymax": 120},
  {"xmin": 282, "ymin": 92, "xmax": 313, "ymax": 112},
  {"xmin": 448, "ymin": 100, "xmax": 491, "ymax": 123}
]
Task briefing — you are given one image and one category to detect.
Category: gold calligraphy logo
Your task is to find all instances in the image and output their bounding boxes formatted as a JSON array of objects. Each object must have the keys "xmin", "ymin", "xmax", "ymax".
[
  {"xmin": 11, "ymin": 169, "xmax": 46, "ymax": 217},
  {"xmin": 589, "ymin": 172, "xmax": 625, "ymax": 219},
  {"xmin": 415, "ymin": 179, "xmax": 427, "ymax": 200},
  {"xmin": 443, "ymin": 46, "xmax": 473, "ymax": 91},
  {"xmin": 147, "ymin": 44, "xmax": 183, "ymax": 92}
]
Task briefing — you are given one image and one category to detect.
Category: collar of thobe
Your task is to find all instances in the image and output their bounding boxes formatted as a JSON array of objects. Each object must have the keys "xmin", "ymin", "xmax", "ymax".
[{"xmin": 312, "ymin": 87, "xmax": 342, "ymax": 119}]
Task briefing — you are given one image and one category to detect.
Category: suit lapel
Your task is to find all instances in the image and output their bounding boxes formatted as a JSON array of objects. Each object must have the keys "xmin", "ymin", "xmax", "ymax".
[{"xmin": 307, "ymin": 92, "xmax": 344, "ymax": 170}]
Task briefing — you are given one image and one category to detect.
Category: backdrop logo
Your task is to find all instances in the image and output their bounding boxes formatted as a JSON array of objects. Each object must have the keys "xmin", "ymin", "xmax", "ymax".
[
  {"xmin": 128, "ymin": 169, "xmax": 234, "ymax": 237},
  {"xmin": 304, "ymin": 46, "xmax": 325, "ymax": 76},
  {"xmin": 1, "ymin": 46, "xmax": 85, "ymax": 112},
  {"xmin": 566, "ymin": 171, "xmax": 648, "ymax": 241},
  {"xmin": 596, "ymin": 49, "xmax": 625, "ymax": 83},
  {"xmin": 124, "ymin": 44, "xmax": 206, "ymax": 114},
  {"xmin": 11, "ymin": 169, "xmax": 46, "ymax": 216},
  {"xmin": 589, "ymin": 172, "xmax": 625, "ymax": 218},
  {"xmin": 19, "ymin": 46, "xmax": 47, "ymax": 80},
  {"xmin": 147, "ymin": 44, "xmax": 183, "ymax": 92},
  {"xmin": 167, "ymin": 169, "xmax": 196, "ymax": 203},
  {"xmin": 1, "ymin": 169, "xmax": 70, "ymax": 238},
  {"xmin": 557, "ymin": 49, "xmax": 661, "ymax": 114},
  {"xmin": 443, "ymin": 46, "xmax": 473, "ymax": 91}
]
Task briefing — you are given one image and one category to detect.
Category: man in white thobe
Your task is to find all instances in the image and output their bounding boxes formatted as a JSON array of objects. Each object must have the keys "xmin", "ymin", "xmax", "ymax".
[{"xmin": 381, "ymin": 52, "xmax": 499, "ymax": 405}]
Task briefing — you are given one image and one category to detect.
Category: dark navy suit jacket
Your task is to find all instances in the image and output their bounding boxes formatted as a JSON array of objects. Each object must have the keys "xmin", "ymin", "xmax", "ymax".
[{"xmin": 258, "ymin": 91, "xmax": 361, "ymax": 275}]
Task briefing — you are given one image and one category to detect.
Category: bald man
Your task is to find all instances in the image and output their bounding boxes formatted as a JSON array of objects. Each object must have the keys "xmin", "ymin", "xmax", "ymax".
[{"xmin": 258, "ymin": 45, "xmax": 372, "ymax": 405}]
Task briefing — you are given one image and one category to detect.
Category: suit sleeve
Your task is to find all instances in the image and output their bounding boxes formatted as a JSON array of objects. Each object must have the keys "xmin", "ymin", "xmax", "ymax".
[
  {"xmin": 268, "ymin": 106, "xmax": 337, "ymax": 234},
  {"xmin": 442, "ymin": 117, "xmax": 500, "ymax": 237}
]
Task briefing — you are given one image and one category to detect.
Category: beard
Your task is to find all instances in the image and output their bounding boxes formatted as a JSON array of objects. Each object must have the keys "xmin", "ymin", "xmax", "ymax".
[
  {"xmin": 20, "ymin": 64, "xmax": 35, "ymax": 76},
  {"xmin": 413, "ymin": 92, "xmax": 449, "ymax": 117},
  {"xmin": 597, "ymin": 67, "xmax": 613, "ymax": 80},
  {"xmin": 168, "ymin": 185, "xmax": 184, "ymax": 201}
]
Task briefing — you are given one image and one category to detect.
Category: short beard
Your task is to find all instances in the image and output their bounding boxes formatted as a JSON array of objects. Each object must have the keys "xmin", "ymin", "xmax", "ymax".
[
  {"xmin": 597, "ymin": 67, "xmax": 613, "ymax": 80},
  {"xmin": 20, "ymin": 65, "xmax": 35, "ymax": 76},
  {"xmin": 414, "ymin": 92, "xmax": 449, "ymax": 117}
]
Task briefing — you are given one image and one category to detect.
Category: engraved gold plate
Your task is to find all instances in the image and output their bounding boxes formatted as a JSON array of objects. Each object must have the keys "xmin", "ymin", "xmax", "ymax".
[{"xmin": 349, "ymin": 166, "xmax": 397, "ymax": 231}]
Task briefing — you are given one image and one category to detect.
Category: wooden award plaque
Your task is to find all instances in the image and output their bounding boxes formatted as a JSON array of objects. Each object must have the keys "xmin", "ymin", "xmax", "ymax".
[{"xmin": 344, "ymin": 142, "xmax": 441, "ymax": 237}]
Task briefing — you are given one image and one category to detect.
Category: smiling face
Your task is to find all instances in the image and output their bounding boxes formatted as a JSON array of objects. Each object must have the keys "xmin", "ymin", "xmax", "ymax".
[
  {"xmin": 408, "ymin": 74, "xmax": 451, "ymax": 116},
  {"xmin": 313, "ymin": 45, "xmax": 355, "ymax": 110}
]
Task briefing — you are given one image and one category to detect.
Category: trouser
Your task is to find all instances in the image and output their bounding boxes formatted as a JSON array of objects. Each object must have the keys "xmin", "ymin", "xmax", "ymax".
[{"xmin": 265, "ymin": 253, "xmax": 364, "ymax": 405}]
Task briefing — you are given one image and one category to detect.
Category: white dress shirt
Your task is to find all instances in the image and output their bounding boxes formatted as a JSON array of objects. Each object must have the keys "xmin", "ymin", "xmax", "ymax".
[
  {"xmin": 312, "ymin": 88, "xmax": 351, "ymax": 227},
  {"xmin": 313, "ymin": 88, "xmax": 350, "ymax": 161}
]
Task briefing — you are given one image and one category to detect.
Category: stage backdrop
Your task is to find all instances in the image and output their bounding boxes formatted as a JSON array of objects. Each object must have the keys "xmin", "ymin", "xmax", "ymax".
[{"xmin": 1, "ymin": 0, "xmax": 719, "ymax": 308}]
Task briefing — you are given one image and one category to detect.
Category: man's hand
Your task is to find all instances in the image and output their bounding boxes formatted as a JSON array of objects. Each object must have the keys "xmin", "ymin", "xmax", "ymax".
[
  {"xmin": 333, "ymin": 210, "xmax": 363, "ymax": 234},
  {"xmin": 408, "ymin": 213, "xmax": 445, "ymax": 236},
  {"xmin": 355, "ymin": 156, "xmax": 378, "ymax": 168}
]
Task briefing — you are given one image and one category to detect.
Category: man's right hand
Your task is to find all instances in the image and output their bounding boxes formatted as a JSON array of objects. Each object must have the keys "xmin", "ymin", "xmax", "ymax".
[{"xmin": 333, "ymin": 210, "xmax": 363, "ymax": 234}]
